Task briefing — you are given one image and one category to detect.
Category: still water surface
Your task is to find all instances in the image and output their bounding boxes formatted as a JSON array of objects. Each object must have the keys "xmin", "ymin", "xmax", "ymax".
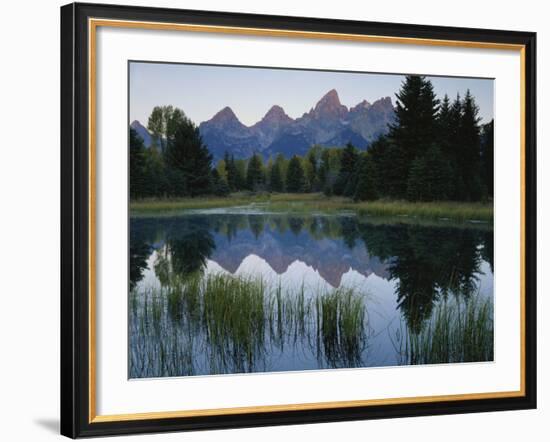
[{"xmin": 129, "ymin": 211, "xmax": 493, "ymax": 378}]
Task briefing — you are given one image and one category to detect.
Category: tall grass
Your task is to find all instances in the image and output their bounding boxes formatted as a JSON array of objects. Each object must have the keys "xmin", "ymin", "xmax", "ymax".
[
  {"xmin": 398, "ymin": 296, "xmax": 494, "ymax": 365},
  {"xmin": 130, "ymin": 272, "xmax": 493, "ymax": 378},
  {"xmin": 130, "ymin": 193, "xmax": 493, "ymax": 223},
  {"xmin": 129, "ymin": 272, "xmax": 370, "ymax": 377},
  {"xmin": 317, "ymin": 289, "xmax": 367, "ymax": 367}
]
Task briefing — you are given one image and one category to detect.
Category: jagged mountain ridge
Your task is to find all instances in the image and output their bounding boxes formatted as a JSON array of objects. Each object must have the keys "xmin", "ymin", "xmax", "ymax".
[
  {"xmin": 130, "ymin": 120, "xmax": 152, "ymax": 147},
  {"xmin": 133, "ymin": 89, "xmax": 395, "ymax": 160},
  {"xmin": 209, "ymin": 227, "xmax": 389, "ymax": 288}
]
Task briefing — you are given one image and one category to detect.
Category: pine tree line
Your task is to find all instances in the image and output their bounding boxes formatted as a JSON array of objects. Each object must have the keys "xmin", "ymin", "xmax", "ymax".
[
  {"xmin": 130, "ymin": 105, "xmax": 229, "ymax": 199},
  {"xmin": 130, "ymin": 76, "xmax": 493, "ymax": 202},
  {"xmin": 367, "ymin": 76, "xmax": 494, "ymax": 202}
]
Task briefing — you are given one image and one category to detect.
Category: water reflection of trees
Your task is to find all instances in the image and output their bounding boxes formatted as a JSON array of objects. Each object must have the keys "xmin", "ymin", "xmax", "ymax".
[
  {"xmin": 129, "ymin": 230, "xmax": 150, "ymax": 290},
  {"xmin": 130, "ymin": 214, "xmax": 493, "ymax": 350},
  {"xmin": 358, "ymin": 223, "xmax": 485, "ymax": 334},
  {"xmin": 129, "ymin": 273, "xmax": 369, "ymax": 377},
  {"xmin": 167, "ymin": 219, "xmax": 215, "ymax": 278},
  {"xmin": 130, "ymin": 217, "xmax": 216, "ymax": 287}
]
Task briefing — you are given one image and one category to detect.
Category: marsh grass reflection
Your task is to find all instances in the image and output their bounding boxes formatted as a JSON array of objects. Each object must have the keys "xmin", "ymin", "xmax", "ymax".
[
  {"xmin": 129, "ymin": 212, "xmax": 494, "ymax": 378},
  {"xmin": 395, "ymin": 295, "xmax": 494, "ymax": 365},
  {"xmin": 129, "ymin": 272, "xmax": 370, "ymax": 378}
]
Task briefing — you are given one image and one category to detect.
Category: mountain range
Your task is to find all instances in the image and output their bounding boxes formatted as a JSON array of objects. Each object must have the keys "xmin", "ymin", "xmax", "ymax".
[
  {"xmin": 208, "ymin": 227, "xmax": 389, "ymax": 287},
  {"xmin": 131, "ymin": 89, "xmax": 395, "ymax": 160}
]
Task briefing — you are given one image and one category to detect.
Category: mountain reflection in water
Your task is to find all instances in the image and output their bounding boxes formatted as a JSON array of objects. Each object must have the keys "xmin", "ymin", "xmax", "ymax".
[{"xmin": 129, "ymin": 213, "xmax": 494, "ymax": 378}]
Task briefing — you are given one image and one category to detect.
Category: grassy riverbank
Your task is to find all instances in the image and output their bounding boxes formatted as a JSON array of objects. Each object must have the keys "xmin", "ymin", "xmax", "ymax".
[
  {"xmin": 130, "ymin": 193, "xmax": 493, "ymax": 223},
  {"xmin": 130, "ymin": 272, "xmax": 368, "ymax": 376},
  {"xmin": 399, "ymin": 296, "xmax": 494, "ymax": 365}
]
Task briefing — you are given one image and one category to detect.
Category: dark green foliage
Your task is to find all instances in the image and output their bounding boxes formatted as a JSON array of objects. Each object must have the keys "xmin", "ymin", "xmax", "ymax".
[
  {"xmin": 167, "ymin": 219, "xmax": 216, "ymax": 278},
  {"xmin": 367, "ymin": 78, "xmax": 488, "ymax": 204},
  {"xmin": 129, "ymin": 215, "xmax": 492, "ymax": 377},
  {"xmin": 360, "ymin": 222, "xmax": 484, "ymax": 334},
  {"xmin": 131, "ymin": 85, "xmax": 491, "ymax": 204},
  {"xmin": 147, "ymin": 105, "xmax": 185, "ymax": 152},
  {"xmin": 386, "ymin": 75, "xmax": 440, "ymax": 198},
  {"xmin": 129, "ymin": 127, "xmax": 148, "ymax": 199},
  {"xmin": 354, "ymin": 154, "xmax": 378, "ymax": 201},
  {"xmin": 164, "ymin": 112, "xmax": 213, "ymax": 197},
  {"xmin": 455, "ymin": 90, "xmax": 483, "ymax": 201},
  {"xmin": 286, "ymin": 155, "xmax": 306, "ymax": 192},
  {"xmin": 129, "ymin": 229, "xmax": 150, "ymax": 290},
  {"xmin": 269, "ymin": 161, "xmax": 284, "ymax": 192},
  {"xmin": 334, "ymin": 143, "xmax": 358, "ymax": 196},
  {"xmin": 318, "ymin": 149, "xmax": 335, "ymax": 195},
  {"xmin": 144, "ymin": 148, "xmax": 168, "ymax": 197},
  {"xmin": 481, "ymin": 230, "xmax": 494, "ymax": 273},
  {"xmin": 306, "ymin": 147, "xmax": 321, "ymax": 191},
  {"xmin": 246, "ymin": 153, "xmax": 265, "ymax": 191},
  {"xmin": 480, "ymin": 120, "xmax": 494, "ymax": 198},
  {"xmin": 366, "ymin": 136, "xmax": 394, "ymax": 195},
  {"xmin": 407, "ymin": 145, "xmax": 452, "ymax": 201},
  {"xmin": 224, "ymin": 151, "xmax": 245, "ymax": 191},
  {"xmin": 211, "ymin": 169, "xmax": 230, "ymax": 196}
]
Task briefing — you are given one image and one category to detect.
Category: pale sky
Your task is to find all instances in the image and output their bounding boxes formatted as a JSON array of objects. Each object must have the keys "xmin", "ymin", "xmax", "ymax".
[{"xmin": 129, "ymin": 61, "xmax": 494, "ymax": 127}]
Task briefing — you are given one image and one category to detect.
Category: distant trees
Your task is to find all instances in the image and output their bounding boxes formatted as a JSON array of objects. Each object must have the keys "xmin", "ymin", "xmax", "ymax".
[
  {"xmin": 269, "ymin": 160, "xmax": 284, "ymax": 192},
  {"xmin": 286, "ymin": 155, "xmax": 306, "ymax": 192},
  {"xmin": 223, "ymin": 152, "xmax": 246, "ymax": 191},
  {"xmin": 210, "ymin": 169, "xmax": 230, "ymax": 196},
  {"xmin": 354, "ymin": 154, "xmax": 377, "ymax": 201},
  {"xmin": 129, "ymin": 127, "xmax": 147, "ymax": 199},
  {"xmin": 333, "ymin": 143, "xmax": 359, "ymax": 197},
  {"xmin": 131, "ymin": 106, "xmax": 216, "ymax": 198},
  {"xmin": 406, "ymin": 145, "xmax": 452, "ymax": 201},
  {"xmin": 131, "ymin": 79, "xmax": 493, "ymax": 203},
  {"xmin": 367, "ymin": 76, "xmax": 492, "ymax": 202},
  {"xmin": 147, "ymin": 105, "xmax": 185, "ymax": 152},
  {"xmin": 164, "ymin": 114, "xmax": 213, "ymax": 196},
  {"xmin": 383, "ymin": 75, "xmax": 440, "ymax": 199},
  {"xmin": 480, "ymin": 120, "xmax": 494, "ymax": 198},
  {"xmin": 246, "ymin": 153, "xmax": 265, "ymax": 191},
  {"xmin": 456, "ymin": 90, "xmax": 483, "ymax": 201}
]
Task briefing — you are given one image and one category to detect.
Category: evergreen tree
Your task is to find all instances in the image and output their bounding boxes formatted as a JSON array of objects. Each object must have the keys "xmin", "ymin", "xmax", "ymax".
[
  {"xmin": 436, "ymin": 94, "xmax": 458, "ymax": 199},
  {"xmin": 481, "ymin": 119, "xmax": 494, "ymax": 198},
  {"xmin": 269, "ymin": 161, "xmax": 284, "ymax": 192},
  {"xmin": 407, "ymin": 145, "xmax": 452, "ymax": 201},
  {"xmin": 216, "ymin": 158, "xmax": 228, "ymax": 184},
  {"xmin": 210, "ymin": 168, "xmax": 230, "ymax": 196},
  {"xmin": 129, "ymin": 127, "xmax": 147, "ymax": 199},
  {"xmin": 406, "ymin": 156, "xmax": 427, "ymax": 202},
  {"xmin": 223, "ymin": 151, "xmax": 236, "ymax": 191},
  {"xmin": 438, "ymin": 94, "xmax": 452, "ymax": 134},
  {"xmin": 448, "ymin": 94, "xmax": 464, "ymax": 199},
  {"xmin": 354, "ymin": 154, "xmax": 378, "ymax": 201},
  {"xmin": 234, "ymin": 159, "xmax": 247, "ymax": 190},
  {"xmin": 143, "ymin": 147, "xmax": 166, "ymax": 197},
  {"xmin": 318, "ymin": 149, "xmax": 330, "ymax": 192},
  {"xmin": 306, "ymin": 147, "xmax": 320, "ymax": 191},
  {"xmin": 334, "ymin": 143, "xmax": 358, "ymax": 196},
  {"xmin": 164, "ymin": 113, "xmax": 213, "ymax": 196},
  {"xmin": 437, "ymin": 94, "xmax": 453, "ymax": 156},
  {"xmin": 457, "ymin": 90, "xmax": 483, "ymax": 201},
  {"xmin": 286, "ymin": 155, "xmax": 305, "ymax": 192},
  {"xmin": 388, "ymin": 75, "xmax": 440, "ymax": 198},
  {"xmin": 274, "ymin": 153, "xmax": 287, "ymax": 189},
  {"xmin": 367, "ymin": 136, "xmax": 393, "ymax": 197},
  {"xmin": 246, "ymin": 153, "xmax": 265, "ymax": 191}
]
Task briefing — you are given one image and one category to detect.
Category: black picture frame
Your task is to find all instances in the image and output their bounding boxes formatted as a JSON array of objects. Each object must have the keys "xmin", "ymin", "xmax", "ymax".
[{"xmin": 61, "ymin": 2, "xmax": 537, "ymax": 438}]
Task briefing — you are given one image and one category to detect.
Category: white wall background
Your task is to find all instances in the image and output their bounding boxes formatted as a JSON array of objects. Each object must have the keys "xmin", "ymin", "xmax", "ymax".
[{"xmin": 0, "ymin": 0, "xmax": 546, "ymax": 440}]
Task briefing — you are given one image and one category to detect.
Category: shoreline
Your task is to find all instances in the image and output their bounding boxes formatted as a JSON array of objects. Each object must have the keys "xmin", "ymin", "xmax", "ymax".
[{"xmin": 129, "ymin": 193, "xmax": 493, "ymax": 224}]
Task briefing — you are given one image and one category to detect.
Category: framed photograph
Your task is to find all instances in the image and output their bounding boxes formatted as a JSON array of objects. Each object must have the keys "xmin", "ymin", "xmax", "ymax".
[{"xmin": 60, "ymin": 2, "xmax": 536, "ymax": 438}]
